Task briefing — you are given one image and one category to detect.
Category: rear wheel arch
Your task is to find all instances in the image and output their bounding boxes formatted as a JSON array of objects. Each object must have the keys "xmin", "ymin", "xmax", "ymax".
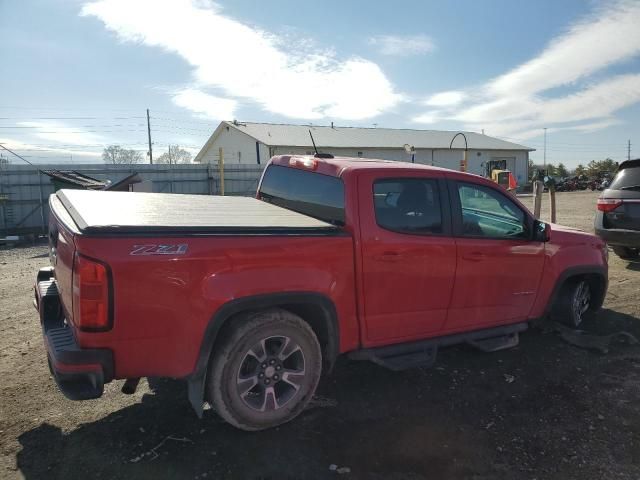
[{"xmin": 187, "ymin": 292, "xmax": 339, "ymax": 416}]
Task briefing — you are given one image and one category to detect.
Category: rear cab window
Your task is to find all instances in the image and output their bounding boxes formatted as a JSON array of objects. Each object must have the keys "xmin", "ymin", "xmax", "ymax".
[{"xmin": 258, "ymin": 165, "xmax": 345, "ymax": 226}]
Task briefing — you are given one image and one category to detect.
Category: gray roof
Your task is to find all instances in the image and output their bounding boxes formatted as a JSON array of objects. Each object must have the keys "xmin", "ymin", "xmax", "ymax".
[{"xmin": 225, "ymin": 121, "xmax": 533, "ymax": 151}]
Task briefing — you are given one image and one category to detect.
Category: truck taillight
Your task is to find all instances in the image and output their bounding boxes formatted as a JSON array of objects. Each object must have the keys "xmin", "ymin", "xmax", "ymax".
[
  {"xmin": 73, "ymin": 254, "xmax": 112, "ymax": 331},
  {"xmin": 597, "ymin": 198, "xmax": 623, "ymax": 212}
]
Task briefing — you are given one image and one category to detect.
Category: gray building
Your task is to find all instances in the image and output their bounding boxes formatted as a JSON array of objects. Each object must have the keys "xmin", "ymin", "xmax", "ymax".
[{"xmin": 194, "ymin": 121, "xmax": 534, "ymax": 185}]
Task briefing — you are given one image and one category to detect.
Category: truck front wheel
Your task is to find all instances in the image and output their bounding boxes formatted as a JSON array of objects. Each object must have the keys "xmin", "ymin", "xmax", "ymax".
[
  {"xmin": 552, "ymin": 279, "xmax": 592, "ymax": 327},
  {"xmin": 206, "ymin": 309, "xmax": 322, "ymax": 431}
]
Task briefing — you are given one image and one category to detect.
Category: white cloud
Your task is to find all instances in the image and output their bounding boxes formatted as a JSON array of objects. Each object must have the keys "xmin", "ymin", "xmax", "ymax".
[
  {"xmin": 540, "ymin": 74, "xmax": 640, "ymax": 123},
  {"xmin": 564, "ymin": 118, "xmax": 621, "ymax": 132},
  {"xmin": 81, "ymin": 0, "xmax": 402, "ymax": 120},
  {"xmin": 487, "ymin": 0, "xmax": 640, "ymax": 97},
  {"xmin": 367, "ymin": 34, "xmax": 435, "ymax": 56},
  {"xmin": 0, "ymin": 137, "xmax": 102, "ymax": 158},
  {"xmin": 413, "ymin": 0, "xmax": 640, "ymax": 138},
  {"xmin": 424, "ymin": 91, "xmax": 465, "ymax": 107},
  {"xmin": 171, "ymin": 88, "xmax": 237, "ymax": 120},
  {"xmin": 18, "ymin": 121, "xmax": 106, "ymax": 147},
  {"xmin": 413, "ymin": 112, "xmax": 441, "ymax": 124}
]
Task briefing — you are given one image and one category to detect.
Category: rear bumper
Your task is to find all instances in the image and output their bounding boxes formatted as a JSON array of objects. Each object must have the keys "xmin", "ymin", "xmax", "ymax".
[
  {"xmin": 34, "ymin": 267, "xmax": 113, "ymax": 400},
  {"xmin": 594, "ymin": 213, "xmax": 640, "ymax": 248}
]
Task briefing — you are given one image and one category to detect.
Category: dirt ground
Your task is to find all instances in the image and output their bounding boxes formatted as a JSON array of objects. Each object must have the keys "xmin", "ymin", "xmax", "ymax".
[{"xmin": 1, "ymin": 190, "xmax": 640, "ymax": 480}]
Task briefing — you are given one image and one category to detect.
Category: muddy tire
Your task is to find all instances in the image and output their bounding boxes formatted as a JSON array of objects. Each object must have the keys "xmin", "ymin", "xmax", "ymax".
[
  {"xmin": 206, "ymin": 309, "xmax": 322, "ymax": 431},
  {"xmin": 611, "ymin": 246, "xmax": 640, "ymax": 260},
  {"xmin": 552, "ymin": 279, "xmax": 592, "ymax": 328}
]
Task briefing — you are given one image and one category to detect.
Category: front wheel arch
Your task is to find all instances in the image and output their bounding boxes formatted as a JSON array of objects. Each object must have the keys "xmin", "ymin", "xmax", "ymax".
[{"xmin": 545, "ymin": 267, "xmax": 607, "ymax": 318}]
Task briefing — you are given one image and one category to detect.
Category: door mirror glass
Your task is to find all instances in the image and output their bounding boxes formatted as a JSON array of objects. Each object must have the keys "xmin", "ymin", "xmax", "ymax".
[{"xmin": 534, "ymin": 220, "xmax": 551, "ymax": 242}]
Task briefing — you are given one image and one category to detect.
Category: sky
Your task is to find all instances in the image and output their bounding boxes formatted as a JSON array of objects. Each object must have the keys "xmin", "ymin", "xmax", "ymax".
[{"xmin": 0, "ymin": 0, "xmax": 639, "ymax": 168}]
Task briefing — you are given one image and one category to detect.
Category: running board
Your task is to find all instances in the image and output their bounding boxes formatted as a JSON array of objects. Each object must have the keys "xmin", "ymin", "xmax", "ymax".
[{"xmin": 349, "ymin": 323, "xmax": 527, "ymax": 371}]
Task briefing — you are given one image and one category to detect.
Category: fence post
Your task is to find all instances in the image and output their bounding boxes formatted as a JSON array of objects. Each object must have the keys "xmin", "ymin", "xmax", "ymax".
[
  {"xmin": 549, "ymin": 187, "xmax": 557, "ymax": 223},
  {"xmin": 207, "ymin": 164, "xmax": 213, "ymax": 195},
  {"xmin": 37, "ymin": 170, "xmax": 46, "ymax": 234},
  {"xmin": 533, "ymin": 180, "xmax": 543, "ymax": 219},
  {"xmin": 218, "ymin": 147, "xmax": 225, "ymax": 196}
]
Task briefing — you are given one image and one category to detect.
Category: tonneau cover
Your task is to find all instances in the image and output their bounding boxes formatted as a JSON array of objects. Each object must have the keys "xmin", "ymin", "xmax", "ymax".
[{"xmin": 56, "ymin": 189, "xmax": 338, "ymax": 234}]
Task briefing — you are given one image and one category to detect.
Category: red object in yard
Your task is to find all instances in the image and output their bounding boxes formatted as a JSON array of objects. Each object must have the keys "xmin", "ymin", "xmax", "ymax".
[
  {"xmin": 34, "ymin": 154, "xmax": 609, "ymax": 431},
  {"xmin": 508, "ymin": 172, "xmax": 518, "ymax": 190}
]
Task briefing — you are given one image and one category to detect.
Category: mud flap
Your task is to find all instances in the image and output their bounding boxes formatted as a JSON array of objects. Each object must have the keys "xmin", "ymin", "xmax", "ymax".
[{"xmin": 187, "ymin": 373, "xmax": 206, "ymax": 418}]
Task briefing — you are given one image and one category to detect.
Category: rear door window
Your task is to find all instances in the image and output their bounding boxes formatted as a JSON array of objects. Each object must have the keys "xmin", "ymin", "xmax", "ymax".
[
  {"xmin": 258, "ymin": 165, "xmax": 345, "ymax": 225},
  {"xmin": 373, "ymin": 178, "xmax": 443, "ymax": 234}
]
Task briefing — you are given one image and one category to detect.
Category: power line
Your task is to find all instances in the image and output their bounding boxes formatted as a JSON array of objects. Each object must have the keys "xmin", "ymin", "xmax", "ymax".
[
  {"xmin": 0, "ymin": 116, "xmax": 146, "ymax": 120},
  {"xmin": 0, "ymin": 143, "xmax": 38, "ymax": 167},
  {"xmin": 0, "ymin": 124, "xmax": 146, "ymax": 129}
]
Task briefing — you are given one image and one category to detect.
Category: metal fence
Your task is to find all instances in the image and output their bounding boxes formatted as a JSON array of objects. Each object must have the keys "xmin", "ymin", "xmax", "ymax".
[{"xmin": 0, "ymin": 162, "xmax": 265, "ymax": 236}]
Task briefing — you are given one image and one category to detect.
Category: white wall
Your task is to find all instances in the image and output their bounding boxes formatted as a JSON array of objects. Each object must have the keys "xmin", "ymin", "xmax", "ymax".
[
  {"xmin": 272, "ymin": 146, "xmax": 529, "ymax": 186},
  {"xmin": 200, "ymin": 135, "xmax": 529, "ymax": 188},
  {"xmin": 200, "ymin": 126, "xmax": 270, "ymax": 165}
]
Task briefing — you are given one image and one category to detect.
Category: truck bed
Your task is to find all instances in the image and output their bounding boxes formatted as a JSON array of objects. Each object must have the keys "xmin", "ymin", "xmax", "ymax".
[{"xmin": 55, "ymin": 189, "xmax": 338, "ymax": 235}]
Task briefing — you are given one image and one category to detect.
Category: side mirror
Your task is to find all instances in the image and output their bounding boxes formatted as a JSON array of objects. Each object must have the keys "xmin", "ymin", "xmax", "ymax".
[{"xmin": 533, "ymin": 220, "xmax": 551, "ymax": 242}]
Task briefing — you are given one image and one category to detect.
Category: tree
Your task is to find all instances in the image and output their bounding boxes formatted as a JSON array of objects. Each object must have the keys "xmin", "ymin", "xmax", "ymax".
[
  {"xmin": 556, "ymin": 163, "xmax": 569, "ymax": 178},
  {"xmin": 574, "ymin": 164, "xmax": 586, "ymax": 176},
  {"xmin": 546, "ymin": 163, "xmax": 557, "ymax": 176},
  {"xmin": 102, "ymin": 145, "xmax": 143, "ymax": 164},
  {"xmin": 156, "ymin": 145, "xmax": 192, "ymax": 165},
  {"xmin": 528, "ymin": 158, "xmax": 534, "ymax": 178},
  {"xmin": 585, "ymin": 158, "xmax": 618, "ymax": 178}
]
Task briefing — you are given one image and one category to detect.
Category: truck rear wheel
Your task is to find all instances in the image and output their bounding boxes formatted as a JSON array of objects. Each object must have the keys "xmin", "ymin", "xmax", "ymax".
[{"xmin": 206, "ymin": 309, "xmax": 322, "ymax": 431}]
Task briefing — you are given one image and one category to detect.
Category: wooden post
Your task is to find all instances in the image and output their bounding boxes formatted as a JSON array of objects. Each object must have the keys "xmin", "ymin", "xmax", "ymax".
[
  {"xmin": 533, "ymin": 180, "xmax": 543, "ymax": 219},
  {"xmin": 206, "ymin": 164, "xmax": 213, "ymax": 195},
  {"xmin": 218, "ymin": 147, "xmax": 225, "ymax": 196},
  {"xmin": 549, "ymin": 187, "xmax": 556, "ymax": 223}
]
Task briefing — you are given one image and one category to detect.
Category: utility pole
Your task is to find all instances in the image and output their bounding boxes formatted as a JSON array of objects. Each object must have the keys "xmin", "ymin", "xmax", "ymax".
[
  {"xmin": 629, "ymin": 139, "xmax": 631, "ymax": 161},
  {"xmin": 543, "ymin": 127, "xmax": 547, "ymax": 167},
  {"xmin": 147, "ymin": 108, "xmax": 153, "ymax": 164}
]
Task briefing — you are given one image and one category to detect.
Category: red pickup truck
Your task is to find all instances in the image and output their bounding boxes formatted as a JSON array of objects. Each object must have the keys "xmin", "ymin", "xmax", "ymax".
[{"xmin": 34, "ymin": 155, "xmax": 608, "ymax": 430}]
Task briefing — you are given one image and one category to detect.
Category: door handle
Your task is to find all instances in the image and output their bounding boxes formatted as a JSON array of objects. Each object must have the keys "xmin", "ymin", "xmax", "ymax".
[
  {"xmin": 375, "ymin": 251, "xmax": 403, "ymax": 262},
  {"xmin": 462, "ymin": 251, "xmax": 487, "ymax": 262}
]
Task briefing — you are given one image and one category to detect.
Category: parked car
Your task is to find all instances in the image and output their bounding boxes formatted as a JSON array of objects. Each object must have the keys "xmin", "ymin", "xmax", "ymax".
[
  {"xmin": 35, "ymin": 155, "xmax": 608, "ymax": 430},
  {"xmin": 595, "ymin": 158, "xmax": 640, "ymax": 259}
]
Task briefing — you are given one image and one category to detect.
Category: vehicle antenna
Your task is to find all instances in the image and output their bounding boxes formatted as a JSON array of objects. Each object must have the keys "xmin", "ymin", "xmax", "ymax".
[{"xmin": 309, "ymin": 129, "xmax": 319, "ymax": 156}]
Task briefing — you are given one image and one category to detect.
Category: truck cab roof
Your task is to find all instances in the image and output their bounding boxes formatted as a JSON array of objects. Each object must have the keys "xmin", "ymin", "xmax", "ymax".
[{"xmin": 269, "ymin": 154, "xmax": 454, "ymax": 179}]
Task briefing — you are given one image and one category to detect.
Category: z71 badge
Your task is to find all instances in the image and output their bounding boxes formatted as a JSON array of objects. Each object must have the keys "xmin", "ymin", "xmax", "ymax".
[{"xmin": 130, "ymin": 244, "xmax": 188, "ymax": 256}]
